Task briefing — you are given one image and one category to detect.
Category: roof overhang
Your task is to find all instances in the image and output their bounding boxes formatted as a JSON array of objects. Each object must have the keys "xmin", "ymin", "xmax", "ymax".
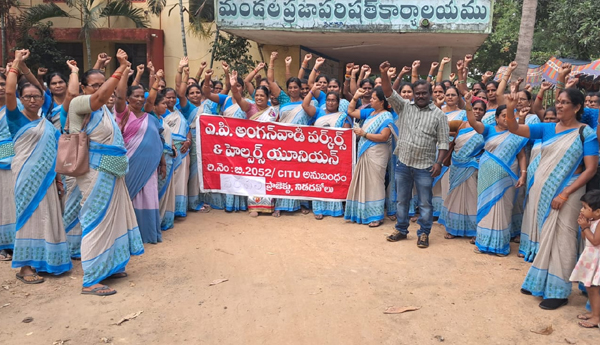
[{"xmin": 217, "ymin": 0, "xmax": 493, "ymax": 68}]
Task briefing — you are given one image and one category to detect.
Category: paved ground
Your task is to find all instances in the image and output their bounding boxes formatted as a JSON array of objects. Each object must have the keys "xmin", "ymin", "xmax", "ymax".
[{"xmin": 0, "ymin": 210, "xmax": 597, "ymax": 344}]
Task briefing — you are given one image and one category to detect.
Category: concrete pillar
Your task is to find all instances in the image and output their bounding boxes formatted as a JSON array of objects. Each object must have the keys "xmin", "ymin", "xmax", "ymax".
[{"xmin": 438, "ymin": 47, "xmax": 453, "ymax": 81}]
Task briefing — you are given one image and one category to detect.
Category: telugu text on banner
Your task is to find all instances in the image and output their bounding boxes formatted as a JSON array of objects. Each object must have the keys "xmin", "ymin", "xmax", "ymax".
[{"xmin": 196, "ymin": 115, "xmax": 355, "ymax": 201}]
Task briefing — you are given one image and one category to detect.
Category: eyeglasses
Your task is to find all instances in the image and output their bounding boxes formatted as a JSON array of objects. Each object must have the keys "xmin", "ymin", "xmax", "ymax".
[
  {"xmin": 21, "ymin": 95, "xmax": 43, "ymax": 101},
  {"xmin": 86, "ymin": 83, "xmax": 104, "ymax": 90}
]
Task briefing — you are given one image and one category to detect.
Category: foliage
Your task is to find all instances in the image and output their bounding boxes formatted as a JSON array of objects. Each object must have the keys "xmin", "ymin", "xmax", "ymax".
[
  {"xmin": 13, "ymin": 21, "xmax": 72, "ymax": 75},
  {"xmin": 472, "ymin": 0, "xmax": 600, "ymax": 78},
  {"xmin": 17, "ymin": 3, "xmax": 69, "ymax": 29},
  {"xmin": 471, "ymin": 0, "xmax": 521, "ymax": 75},
  {"xmin": 209, "ymin": 32, "xmax": 257, "ymax": 76},
  {"xmin": 547, "ymin": 0, "xmax": 600, "ymax": 61},
  {"xmin": 188, "ymin": 0, "xmax": 215, "ymax": 38}
]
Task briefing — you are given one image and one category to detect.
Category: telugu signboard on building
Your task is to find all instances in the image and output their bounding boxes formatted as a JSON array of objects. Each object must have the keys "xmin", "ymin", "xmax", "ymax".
[{"xmin": 216, "ymin": 0, "xmax": 493, "ymax": 33}]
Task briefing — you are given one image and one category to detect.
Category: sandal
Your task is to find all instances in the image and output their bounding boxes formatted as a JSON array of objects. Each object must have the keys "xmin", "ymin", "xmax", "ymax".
[
  {"xmin": 388, "ymin": 215, "xmax": 397, "ymax": 221},
  {"xmin": 16, "ymin": 273, "xmax": 45, "ymax": 284},
  {"xmin": 577, "ymin": 314, "xmax": 593, "ymax": 320},
  {"xmin": 444, "ymin": 233, "xmax": 455, "ymax": 239},
  {"xmin": 272, "ymin": 210, "xmax": 281, "ymax": 218},
  {"xmin": 512, "ymin": 235, "xmax": 521, "ymax": 243},
  {"xmin": 517, "ymin": 253, "xmax": 525, "ymax": 258},
  {"xmin": 469, "ymin": 237, "xmax": 476, "ymax": 245},
  {"xmin": 81, "ymin": 285, "xmax": 117, "ymax": 296},
  {"xmin": 368, "ymin": 221, "xmax": 382, "ymax": 228},
  {"xmin": 301, "ymin": 207, "xmax": 310, "ymax": 215},
  {"xmin": 410, "ymin": 216, "xmax": 418, "ymax": 223},
  {"xmin": 105, "ymin": 272, "xmax": 128, "ymax": 280},
  {"xmin": 0, "ymin": 250, "xmax": 11, "ymax": 261},
  {"xmin": 198, "ymin": 205, "xmax": 211, "ymax": 214},
  {"xmin": 577, "ymin": 320, "xmax": 599, "ymax": 329},
  {"xmin": 314, "ymin": 214, "xmax": 324, "ymax": 220}
]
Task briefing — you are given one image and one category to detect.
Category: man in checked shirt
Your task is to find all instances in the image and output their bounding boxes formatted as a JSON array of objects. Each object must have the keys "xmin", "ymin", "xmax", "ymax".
[{"xmin": 379, "ymin": 61, "xmax": 450, "ymax": 248}]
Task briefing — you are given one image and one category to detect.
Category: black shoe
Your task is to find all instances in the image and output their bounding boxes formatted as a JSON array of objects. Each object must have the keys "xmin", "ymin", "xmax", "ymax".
[
  {"xmin": 520, "ymin": 288, "xmax": 532, "ymax": 295},
  {"xmin": 387, "ymin": 230, "xmax": 407, "ymax": 242},
  {"xmin": 539, "ymin": 298, "xmax": 568, "ymax": 310},
  {"xmin": 417, "ymin": 234, "xmax": 429, "ymax": 248}
]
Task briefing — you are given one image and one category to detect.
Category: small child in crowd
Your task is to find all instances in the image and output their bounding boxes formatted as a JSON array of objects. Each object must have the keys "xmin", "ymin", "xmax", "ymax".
[{"xmin": 570, "ymin": 190, "xmax": 600, "ymax": 329}]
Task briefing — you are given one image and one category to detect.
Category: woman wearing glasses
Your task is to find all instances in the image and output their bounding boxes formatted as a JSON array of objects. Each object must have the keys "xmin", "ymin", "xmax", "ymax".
[
  {"xmin": 509, "ymin": 89, "xmax": 599, "ymax": 310},
  {"xmin": 4, "ymin": 49, "xmax": 72, "ymax": 284},
  {"xmin": 66, "ymin": 49, "xmax": 144, "ymax": 296}
]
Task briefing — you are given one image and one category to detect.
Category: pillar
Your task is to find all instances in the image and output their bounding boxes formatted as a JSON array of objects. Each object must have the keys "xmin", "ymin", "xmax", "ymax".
[{"xmin": 438, "ymin": 46, "xmax": 453, "ymax": 81}]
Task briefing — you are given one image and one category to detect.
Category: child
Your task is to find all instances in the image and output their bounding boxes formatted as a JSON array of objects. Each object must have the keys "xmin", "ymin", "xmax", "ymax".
[{"xmin": 570, "ymin": 190, "xmax": 600, "ymax": 328}]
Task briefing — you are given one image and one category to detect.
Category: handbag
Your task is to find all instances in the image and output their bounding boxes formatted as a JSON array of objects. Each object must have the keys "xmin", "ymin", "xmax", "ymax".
[
  {"xmin": 55, "ymin": 112, "xmax": 91, "ymax": 177},
  {"xmin": 442, "ymin": 121, "xmax": 466, "ymax": 167}
]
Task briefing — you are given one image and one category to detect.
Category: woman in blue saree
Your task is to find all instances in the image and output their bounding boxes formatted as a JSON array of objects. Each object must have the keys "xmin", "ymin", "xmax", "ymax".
[
  {"xmin": 202, "ymin": 69, "xmax": 249, "ymax": 212},
  {"xmin": 5, "ymin": 49, "xmax": 72, "ymax": 283},
  {"xmin": 435, "ymin": 86, "xmax": 467, "ymax": 217},
  {"xmin": 59, "ymin": 61, "xmax": 86, "ymax": 259},
  {"xmin": 0, "ymin": 73, "xmax": 16, "ymax": 261},
  {"xmin": 302, "ymin": 85, "xmax": 351, "ymax": 219},
  {"xmin": 150, "ymin": 71, "xmax": 177, "ymax": 230},
  {"xmin": 42, "ymin": 72, "xmax": 69, "ymax": 130},
  {"xmin": 268, "ymin": 52, "xmax": 314, "ymax": 216},
  {"xmin": 179, "ymin": 75, "xmax": 217, "ymax": 212},
  {"xmin": 441, "ymin": 97, "xmax": 486, "ymax": 239},
  {"xmin": 68, "ymin": 49, "xmax": 144, "ymax": 296},
  {"xmin": 163, "ymin": 87, "xmax": 192, "ymax": 218},
  {"xmin": 467, "ymin": 104, "xmax": 528, "ymax": 256},
  {"xmin": 115, "ymin": 78, "xmax": 163, "ymax": 244},
  {"xmin": 507, "ymin": 89, "xmax": 599, "ymax": 310},
  {"xmin": 345, "ymin": 87, "xmax": 398, "ymax": 227},
  {"xmin": 482, "ymin": 81, "xmax": 499, "ymax": 125}
]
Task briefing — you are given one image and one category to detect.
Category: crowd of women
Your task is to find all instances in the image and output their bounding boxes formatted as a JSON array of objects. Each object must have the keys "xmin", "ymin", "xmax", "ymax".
[{"xmin": 0, "ymin": 48, "xmax": 598, "ymax": 324}]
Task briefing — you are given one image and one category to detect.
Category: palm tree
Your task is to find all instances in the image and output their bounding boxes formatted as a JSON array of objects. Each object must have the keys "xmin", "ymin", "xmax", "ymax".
[
  {"xmin": 513, "ymin": 0, "xmax": 538, "ymax": 79},
  {"xmin": 19, "ymin": 0, "xmax": 149, "ymax": 68},
  {"xmin": 147, "ymin": 0, "xmax": 214, "ymax": 57}
]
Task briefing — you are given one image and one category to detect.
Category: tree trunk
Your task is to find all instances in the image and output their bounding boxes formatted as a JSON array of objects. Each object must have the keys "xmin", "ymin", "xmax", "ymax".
[
  {"xmin": 1, "ymin": 12, "xmax": 7, "ymax": 66},
  {"xmin": 178, "ymin": 0, "xmax": 188, "ymax": 57},
  {"xmin": 513, "ymin": 0, "xmax": 538, "ymax": 79},
  {"xmin": 85, "ymin": 28, "xmax": 92, "ymax": 70},
  {"xmin": 210, "ymin": 26, "xmax": 219, "ymax": 68}
]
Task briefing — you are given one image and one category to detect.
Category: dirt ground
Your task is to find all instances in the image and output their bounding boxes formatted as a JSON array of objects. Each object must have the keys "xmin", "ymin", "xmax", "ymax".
[{"xmin": 0, "ymin": 210, "xmax": 598, "ymax": 345}]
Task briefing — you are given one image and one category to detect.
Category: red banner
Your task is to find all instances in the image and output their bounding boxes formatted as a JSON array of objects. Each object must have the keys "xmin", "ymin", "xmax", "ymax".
[{"xmin": 197, "ymin": 115, "xmax": 355, "ymax": 201}]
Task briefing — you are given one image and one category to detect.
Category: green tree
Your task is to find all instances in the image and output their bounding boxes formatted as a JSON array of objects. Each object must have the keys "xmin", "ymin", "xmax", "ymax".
[
  {"xmin": 471, "ymin": 0, "xmax": 521, "ymax": 76},
  {"xmin": 209, "ymin": 32, "xmax": 257, "ymax": 76},
  {"xmin": 547, "ymin": 0, "xmax": 600, "ymax": 61},
  {"xmin": 13, "ymin": 21, "xmax": 72, "ymax": 75},
  {"xmin": 19, "ymin": 0, "xmax": 149, "ymax": 68}
]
